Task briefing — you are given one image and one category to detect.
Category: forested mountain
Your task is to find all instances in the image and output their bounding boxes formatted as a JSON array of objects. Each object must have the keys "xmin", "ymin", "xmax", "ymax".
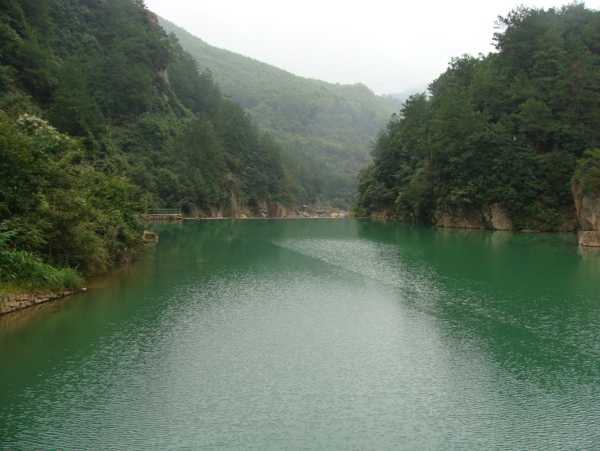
[
  {"xmin": 0, "ymin": 0, "xmax": 303, "ymax": 287},
  {"xmin": 159, "ymin": 18, "xmax": 394, "ymax": 207},
  {"xmin": 355, "ymin": 4, "xmax": 600, "ymax": 232}
]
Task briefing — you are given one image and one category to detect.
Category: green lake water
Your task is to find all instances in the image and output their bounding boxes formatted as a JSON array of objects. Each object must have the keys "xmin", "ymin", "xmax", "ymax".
[{"xmin": 1, "ymin": 218, "xmax": 599, "ymax": 449}]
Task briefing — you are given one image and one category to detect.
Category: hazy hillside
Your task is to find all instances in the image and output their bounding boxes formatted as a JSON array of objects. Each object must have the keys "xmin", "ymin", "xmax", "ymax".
[
  {"xmin": 0, "ymin": 0, "xmax": 303, "ymax": 286},
  {"xmin": 159, "ymin": 18, "xmax": 394, "ymax": 207},
  {"xmin": 379, "ymin": 84, "xmax": 430, "ymax": 111}
]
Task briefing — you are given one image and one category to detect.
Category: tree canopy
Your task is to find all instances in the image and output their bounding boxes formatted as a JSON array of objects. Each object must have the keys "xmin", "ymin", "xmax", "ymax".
[
  {"xmin": 0, "ymin": 0, "xmax": 306, "ymax": 286},
  {"xmin": 355, "ymin": 3, "xmax": 600, "ymax": 231}
]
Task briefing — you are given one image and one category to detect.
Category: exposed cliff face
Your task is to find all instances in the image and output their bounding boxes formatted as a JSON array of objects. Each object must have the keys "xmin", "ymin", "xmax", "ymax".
[
  {"xmin": 435, "ymin": 206, "xmax": 485, "ymax": 229},
  {"xmin": 571, "ymin": 179, "xmax": 600, "ymax": 246},
  {"xmin": 255, "ymin": 201, "xmax": 297, "ymax": 218},
  {"xmin": 266, "ymin": 202, "xmax": 288, "ymax": 218},
  {"xmin": 572, "ymin": 179, "xmax": 600, "ymax": 231},
  {"xmin": 200, "ymin": 199, "xmax": 297, "ymax": 219},
  {"xmin": 434, "ymin": 204, "xmax": 515, "ymax": 230}
]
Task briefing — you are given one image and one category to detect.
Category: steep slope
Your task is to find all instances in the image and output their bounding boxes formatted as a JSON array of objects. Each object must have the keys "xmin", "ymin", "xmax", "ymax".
[
  {"xmin": 159, "ymin": 18, "xmax": 394, "ymax": 207},
  {"xmin": 0, "ymin": 0, "xmax": 300, "ymax": 284}
]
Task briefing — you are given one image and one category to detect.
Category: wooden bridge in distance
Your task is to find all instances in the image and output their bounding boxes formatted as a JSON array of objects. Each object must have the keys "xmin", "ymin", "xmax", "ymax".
[{"xmin": 143, "ymin": 208, "xmax": 183, "ymax": 221}]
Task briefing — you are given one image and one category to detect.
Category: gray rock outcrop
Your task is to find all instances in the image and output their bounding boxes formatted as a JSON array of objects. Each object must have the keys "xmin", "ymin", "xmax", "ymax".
[
  {"xmin": 578, "ymin": 231, "xmax": 600, "ymax": 247},
  {"xmin": 572, "ymin": 179, "xmax": 600, "ymax": 231},
  {"xmin": 435, "ymin": 204, "xmax": 515, "ymax": 230}
]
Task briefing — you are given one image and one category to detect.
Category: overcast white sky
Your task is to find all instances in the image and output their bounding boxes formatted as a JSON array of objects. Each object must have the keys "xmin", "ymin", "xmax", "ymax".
[{"xmin": 144, "ymin": 0, "xmax": 589, "ymax": 95}]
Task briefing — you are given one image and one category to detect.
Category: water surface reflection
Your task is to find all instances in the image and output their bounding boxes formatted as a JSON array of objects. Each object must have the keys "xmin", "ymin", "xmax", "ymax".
[{"xmin": 0, "ymin": 219, "xmax": 598, "ymax": 449}]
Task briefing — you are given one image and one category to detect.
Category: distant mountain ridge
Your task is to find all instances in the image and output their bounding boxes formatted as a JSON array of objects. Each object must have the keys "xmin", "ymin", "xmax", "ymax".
[{"xmin": 159, "ymin": 17, "xmax": 394, "ymax": 207}]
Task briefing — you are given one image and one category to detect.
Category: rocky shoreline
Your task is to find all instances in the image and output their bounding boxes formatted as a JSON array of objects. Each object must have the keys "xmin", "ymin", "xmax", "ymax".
[
  {"xmin": 1, "ymin": 290, "xmax": 78, "ymax": 315},
  {"xmin": 369, "ymin": 181, "xmax": 600, "ymax": 246}
]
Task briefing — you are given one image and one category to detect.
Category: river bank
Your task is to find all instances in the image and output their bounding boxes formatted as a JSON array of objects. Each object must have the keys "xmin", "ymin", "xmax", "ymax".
[{"xmin": 0, "ymin": 290, "xmax": 81, "ymax": 315}]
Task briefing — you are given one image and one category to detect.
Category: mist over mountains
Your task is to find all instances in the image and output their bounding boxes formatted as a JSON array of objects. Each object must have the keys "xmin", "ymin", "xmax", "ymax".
[{"xmin": 159, "ymin": 17, "xmax": 396, "ymax": 207}]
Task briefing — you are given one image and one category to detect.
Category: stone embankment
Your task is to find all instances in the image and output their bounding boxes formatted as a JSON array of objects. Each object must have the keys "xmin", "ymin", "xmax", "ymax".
[
  {"xmin": 1, "ymin": 291, "xmax": 77, "ymax": 315},
  {"xmin": 142, "ymin": 213, "xmax": 182, "ymax": 221}
]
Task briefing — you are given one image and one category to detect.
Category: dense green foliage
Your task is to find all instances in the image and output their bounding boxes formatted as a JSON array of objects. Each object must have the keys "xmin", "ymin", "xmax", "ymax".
[
  {"xmin": 355, "ymin": 4, "xmax": 600, "ymax": 231},
  {"xmin": 159, "ymin": 18, "xmax": 394, "ymax": 208},
  {"xmin": 0, "ymin": 0, "xmax": 305, "ymax": 289},
  {"xmin": 0, "ymin": 227, "xmax": 83, "ymax": 292},
  {"xmin": 0, "ymin": 110, "xmax": 147, "ymax": 279},
  {"xmin": 574, "ymin": 148, "xmax": 600, "ymax": 194}
]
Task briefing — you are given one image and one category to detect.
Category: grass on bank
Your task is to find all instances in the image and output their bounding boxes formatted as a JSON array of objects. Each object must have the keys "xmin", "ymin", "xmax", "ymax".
[{"xmin": 0, "ymin": 249, "xmax": 84, "ymax": 294}]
